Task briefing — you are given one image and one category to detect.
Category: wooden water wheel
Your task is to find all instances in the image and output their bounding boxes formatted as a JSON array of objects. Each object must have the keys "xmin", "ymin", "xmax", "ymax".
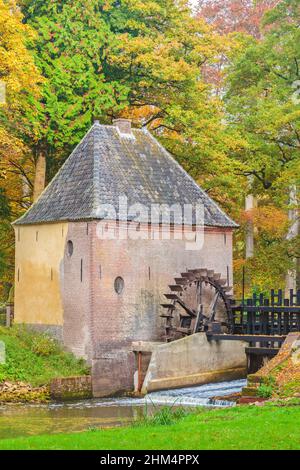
[{"xmin": 161, "ymin": 268, "xmax": 234, "ymax": 342}]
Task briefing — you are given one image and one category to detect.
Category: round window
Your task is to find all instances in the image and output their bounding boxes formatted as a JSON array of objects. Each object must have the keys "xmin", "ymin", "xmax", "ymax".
[
  {"xmin": 114, "ymin": 276, "xmax": 124, "ymax": 294},
  {"xmin": 67, "ymin": 240, "xmax": 74, "ymax": 257}
]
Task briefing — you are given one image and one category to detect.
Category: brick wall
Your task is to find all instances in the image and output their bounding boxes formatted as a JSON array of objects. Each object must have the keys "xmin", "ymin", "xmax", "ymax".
[
  {"xmin": 89, "ymin": 221, "xmax": 233, "ymax": 396},
  {"xmin": 62, "ymin": 222, "xmax": 93, "ymax": 360},
  {"xmin": 61, "ymin": 221, "xmax": 233, "ymax": 396}
]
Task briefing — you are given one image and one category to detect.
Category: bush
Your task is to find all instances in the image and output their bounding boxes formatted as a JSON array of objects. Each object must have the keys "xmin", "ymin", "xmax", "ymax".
[
  {"xmin": 31, "ymin": 335, "xmax": 58, "ymax": 356},
  {"xmin": 257, "ymin": 376, "xmax": 276, "ymax": 398},
  {"xmin": 257, "ymin": 384, "xmax": 274, "ymax": 398}
]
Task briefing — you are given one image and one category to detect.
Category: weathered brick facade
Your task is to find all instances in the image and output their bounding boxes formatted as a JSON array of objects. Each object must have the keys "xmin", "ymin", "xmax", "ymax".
[
  {"xmin": 61, "ymin": 221, "xmax": 233, "ymax": 396},
  {"xmin": 63, "ymin": 222, "xmax": 93, "ymax": 360}
]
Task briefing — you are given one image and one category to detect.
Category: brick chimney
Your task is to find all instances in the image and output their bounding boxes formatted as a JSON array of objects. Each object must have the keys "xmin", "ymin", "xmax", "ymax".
[{"xmin": 113, "ymin": 118, "xmax": 132, "ymax": 135}]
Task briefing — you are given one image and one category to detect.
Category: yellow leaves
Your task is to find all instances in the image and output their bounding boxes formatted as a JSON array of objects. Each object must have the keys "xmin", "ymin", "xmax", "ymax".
[
  {"xmin": 0, "ymin": 126, "xmax": 26, "ymax": 157},
  {"xmin": 123, "ymin": 0, "xmax": 162, "ymax": 15},
  {"xmin": 0, "ymin": 0, "xmax": 41, "ymax": 215},
  {"xmin": 102, "ymin": 0, "xmax": 113, "ymax": 12},
  {"xmin": 108, "ymin": 1, "xmax": 232, "ymax": 86},
  {"xmin": 0, "ymin": 0, "xmax": 41, "ymax": 108},
  {"xmin": 0, "ymin": 125, "xmax": 34, "ymax": 193},
  {"xmin": 112, "ymin": 35, "xmax": 198, "ymax": 83}
]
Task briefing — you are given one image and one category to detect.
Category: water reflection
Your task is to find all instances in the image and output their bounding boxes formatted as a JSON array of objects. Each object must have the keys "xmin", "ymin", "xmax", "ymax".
[{"xmin": 0, "ymin": 379, "xmax": 246, "ymax": 439}]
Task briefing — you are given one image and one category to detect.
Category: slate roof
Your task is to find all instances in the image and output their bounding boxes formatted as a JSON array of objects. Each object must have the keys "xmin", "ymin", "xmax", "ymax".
[{"xmin": 14, "ymin": 122, "xmax": 238, "ymax": 227}]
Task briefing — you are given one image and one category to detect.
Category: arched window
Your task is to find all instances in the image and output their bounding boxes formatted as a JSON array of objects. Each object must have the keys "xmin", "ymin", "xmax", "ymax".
[{"xmin": 67, "ymin": 240, "xmax": 74, "ymax": 257}]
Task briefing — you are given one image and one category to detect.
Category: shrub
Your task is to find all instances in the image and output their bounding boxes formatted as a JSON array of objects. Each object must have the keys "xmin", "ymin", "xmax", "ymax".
[
  {"xmin": 257, "ymin": 384, "xmax": 274, "ymax": 398},
  {"xmin": 31, "ymin": 334, "xmax": 59, "ymax": 356}
]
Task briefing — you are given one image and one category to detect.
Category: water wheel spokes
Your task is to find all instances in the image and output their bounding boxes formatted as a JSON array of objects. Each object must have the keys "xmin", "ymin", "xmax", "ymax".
[{"xmin": 161, "ymin": 268, "xmax": 234, "ymax": 342}]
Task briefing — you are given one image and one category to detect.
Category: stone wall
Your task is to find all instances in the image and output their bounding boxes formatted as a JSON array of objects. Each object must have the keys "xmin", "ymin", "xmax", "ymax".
[{"xmin": 50, "ymin": 375, "xmax": 92, "ymax": 400}]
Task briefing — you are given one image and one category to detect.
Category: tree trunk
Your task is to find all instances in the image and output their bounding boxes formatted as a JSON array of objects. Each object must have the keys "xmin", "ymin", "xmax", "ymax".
[
  {"xmin": 33, "ymin": 152, "xmax": 46, "ymax": 202},
  {"xmin": 285, "ymin": 185, "xmax": 299, "ymax": 295},
  {"xmin": 245, "ymin": 177, "xmax": 257, "ymax": 259},
  {"xmin": 21, "ymin": 175, "xmax": 31, "ymax": 201},
  {"xmin": 245, "ymin": 194, "xmax": 255, "ymax": 258}
]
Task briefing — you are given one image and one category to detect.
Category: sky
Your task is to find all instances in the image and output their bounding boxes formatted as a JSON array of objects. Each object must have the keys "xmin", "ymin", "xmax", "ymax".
[{"xmin": 188, "ymin": 0, "xmax": 201, "ymax": 14}]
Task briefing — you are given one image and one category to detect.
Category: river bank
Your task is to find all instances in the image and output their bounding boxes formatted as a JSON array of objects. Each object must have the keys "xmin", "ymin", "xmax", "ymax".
[{"xmin": 0, "ymin": 403, "xmax": 299, "ymax": 450}]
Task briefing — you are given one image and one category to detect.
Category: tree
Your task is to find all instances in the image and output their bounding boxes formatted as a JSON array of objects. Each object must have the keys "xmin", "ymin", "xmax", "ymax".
[
  {"xmin": 196, "ymin": 0, "xmax": 279, "ymax": 101},
  {"xmin": 105, "ymin": 0, "xmax": 243, "ymax": 204},
  {"xmin": 197, "ymin": 0, "xmax": 278, "ymax": 37},
  {"xmin": 226, "ymin": 0, "xmax": 300, "ymax": 195},
  {"xmin": 19, "ymin": 1, "xmax": 242, "ymax": 210},
  {"xmin": 20, "ymin": 0, "xmax": 119, "ymax": 191},
  {"xmin": 0, "ymin": 0, "xmax": 42, "ymax": 298},
  {"xmin": 226, "ymin": 0, "xmax": 300, "ymax": 290}
]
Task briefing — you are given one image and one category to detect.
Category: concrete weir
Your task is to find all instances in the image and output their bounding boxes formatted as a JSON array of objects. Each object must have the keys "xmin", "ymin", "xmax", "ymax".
[{"xmin": 133, "ymin": 333, "xmax": 248, "ymax": 394}]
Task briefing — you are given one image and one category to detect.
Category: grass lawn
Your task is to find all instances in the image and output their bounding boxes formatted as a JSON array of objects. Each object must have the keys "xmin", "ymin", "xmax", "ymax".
[{"xmin": 0, "ymin": 404, "xmax": 299, "ymax": 450}]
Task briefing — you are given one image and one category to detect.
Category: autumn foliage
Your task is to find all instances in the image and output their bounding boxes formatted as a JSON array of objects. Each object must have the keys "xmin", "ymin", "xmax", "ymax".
[{"xmin": 0, "ymin": 0, "xmax": 299, "ymax": 300}]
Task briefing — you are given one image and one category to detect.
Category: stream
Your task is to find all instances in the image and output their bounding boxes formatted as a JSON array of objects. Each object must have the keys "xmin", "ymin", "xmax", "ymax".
[{"xmin": 0, "ymin": 379, "xmax": 246, "ymax": 439}]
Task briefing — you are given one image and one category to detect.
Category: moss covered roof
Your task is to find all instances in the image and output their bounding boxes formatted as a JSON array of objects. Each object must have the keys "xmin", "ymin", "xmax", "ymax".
[{"xmin": 15, "ymin": 122, "xmax": 237, "ymax": 227}]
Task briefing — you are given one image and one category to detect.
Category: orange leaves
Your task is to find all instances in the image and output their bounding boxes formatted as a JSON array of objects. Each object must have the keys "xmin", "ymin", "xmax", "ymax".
[{"xmin": 241, "ymin": 206, "xmax": 288, "ymax": 238}]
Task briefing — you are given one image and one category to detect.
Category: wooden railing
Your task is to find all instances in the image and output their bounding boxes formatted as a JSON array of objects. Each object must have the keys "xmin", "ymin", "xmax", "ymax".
[{"xmin": 231, "ymin": 289, "xmax": 300, "ymax": 336}]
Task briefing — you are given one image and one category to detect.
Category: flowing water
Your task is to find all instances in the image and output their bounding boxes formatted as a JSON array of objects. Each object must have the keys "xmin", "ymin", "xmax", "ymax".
[{"xmin": 0, "ymin": 379, "xmax": 246, "ymax": 439}]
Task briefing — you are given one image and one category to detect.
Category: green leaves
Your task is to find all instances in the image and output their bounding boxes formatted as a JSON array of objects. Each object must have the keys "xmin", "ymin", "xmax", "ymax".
[
  {"xmin": 0, "ymin": 188, "xmax": 9, "ymax": 219},
  {"xmin": 226, "ymin": 0, "xmax": 300, "ymax": 199}
]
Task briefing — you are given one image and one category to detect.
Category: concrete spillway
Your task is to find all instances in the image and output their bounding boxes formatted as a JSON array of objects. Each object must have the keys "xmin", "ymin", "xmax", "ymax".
[{"xmin": 133, "ymin": 333, "xmax": 248, "ymax": 393}]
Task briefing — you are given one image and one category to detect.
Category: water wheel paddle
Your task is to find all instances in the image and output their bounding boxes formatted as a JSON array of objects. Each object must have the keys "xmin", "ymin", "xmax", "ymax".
[{"xmin": 161, "ymin": 268, "xmax": 234, "ymax": 341}]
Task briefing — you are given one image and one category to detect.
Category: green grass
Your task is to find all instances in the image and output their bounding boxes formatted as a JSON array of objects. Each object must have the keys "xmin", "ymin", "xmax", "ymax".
[
  {"xmin": 280, "ymin": 380, "xmax": 300, "ymax": 398},
  {"xmin": 0, "ymin": 325, "xmax": 89, "ymax": 386},
  {"xmin": 0, "ymin": 404, "xmax": 299, "ymax": 450}
]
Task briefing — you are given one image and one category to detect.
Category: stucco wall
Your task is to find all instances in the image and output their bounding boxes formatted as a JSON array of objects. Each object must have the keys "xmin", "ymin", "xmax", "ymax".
[
  {"xmin": 14, "ymin": 223, "xmax": 68, "ymax": 328},
  {"xmin": 142, "ymin": 333, "xmax": 247, "ymax": 393}
]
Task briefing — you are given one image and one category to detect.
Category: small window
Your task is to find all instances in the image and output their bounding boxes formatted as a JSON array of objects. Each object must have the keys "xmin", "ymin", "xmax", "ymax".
[
  {"xmin": 114, "ymin": 276, "xmax": 124, "ymax": 294},
  {"xmin": 67, "ymin": 240, "xmax": 74, "ymax": 257}
]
